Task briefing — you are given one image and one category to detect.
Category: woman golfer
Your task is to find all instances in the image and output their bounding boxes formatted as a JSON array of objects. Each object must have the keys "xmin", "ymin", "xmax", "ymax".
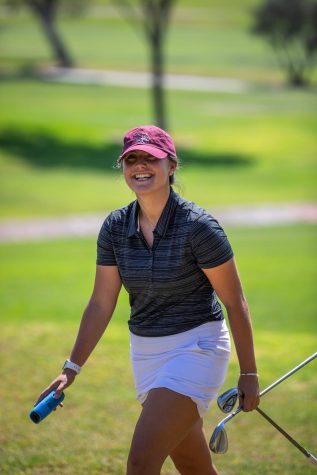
[{"xmin": 37, "ymin": 125, "xmax": 260, "ymax": 474}]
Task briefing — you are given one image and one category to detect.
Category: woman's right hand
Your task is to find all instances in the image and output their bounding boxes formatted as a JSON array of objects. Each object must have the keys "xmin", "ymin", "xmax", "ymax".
[{"xmin": 34, "ymin": 369, "xmax": 77, "ymax": 406}]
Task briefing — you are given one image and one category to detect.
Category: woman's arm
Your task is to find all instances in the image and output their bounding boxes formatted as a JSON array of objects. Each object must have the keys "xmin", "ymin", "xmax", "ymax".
[
  {"xmin": 201, "ymin": 257, "xmax": 260, "ymax": 411},
  {"xmin": 36, "ymin": 265, "xmax": 122, "ymax": 402},
  {"xmin": 69, "ymin": 265, "xmax": 122, "ymax": 367}
]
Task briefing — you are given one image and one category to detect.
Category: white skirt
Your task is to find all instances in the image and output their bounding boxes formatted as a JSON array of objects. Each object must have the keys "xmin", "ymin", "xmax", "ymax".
[{"xmin": 130, "ymin": 320, "xmax": 231, "ymax": 417}]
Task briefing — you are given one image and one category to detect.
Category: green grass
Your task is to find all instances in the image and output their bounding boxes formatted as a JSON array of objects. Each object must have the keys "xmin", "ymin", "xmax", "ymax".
[
  {"xmin": 0, "ymin": 1, "xmax": 287, "ymax": 83},
  {"xmin": 0, "ymin": 3, "xmax": 316, "ymax": 218},
  {"xmin": 0, "ymin": 80, "xmax": 316, "ymax": 218},
  {"xmin": 0, "ymin": 5, "xmax": 316, "ymax": 473},
  {"xmin": 0, "ymin": 225, "xmax": 316, "ymax": 474}
]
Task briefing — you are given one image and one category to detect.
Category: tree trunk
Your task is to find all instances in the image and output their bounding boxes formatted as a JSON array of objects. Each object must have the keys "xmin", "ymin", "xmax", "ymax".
[
  {"xmin": 26, "ymin": 0, "xmax": 74, "ymax": 68},
  {"xmin": 40, "ymin": 12, "xmax": 74, "ymax": 67},
  {"xmin": 115, "ymin": 0, "xmax": 175, "ymax": 130},
  {"xmin": 141, "ymin": 0, "xmax": 174, "ymax": 130},
  {"xmin": 288, "ymin": 70, "xmax": 308, "ymax": 87},
  {"xmin": 150, "ymin": 30, "xmax": 166, "ymax": 130}
]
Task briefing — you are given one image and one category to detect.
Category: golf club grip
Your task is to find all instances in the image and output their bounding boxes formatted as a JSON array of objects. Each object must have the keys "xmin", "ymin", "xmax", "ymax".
[
  {"xmin": 256, "ymin": 407, "xmax": 312, "ymax": 459},
  {"xmin": 259, "ymin": 352, "xmax": 317, "ymax": 398}
]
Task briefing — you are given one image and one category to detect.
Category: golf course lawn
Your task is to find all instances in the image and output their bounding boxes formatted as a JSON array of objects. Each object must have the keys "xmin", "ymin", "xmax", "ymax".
[
  {"xmin": 0, "ymin": 2, "xmax": 316, "ymax": 473},
  {"xmin": 0, "ymin": 80, "xmax": 316, "ymax": 218},
  {"xmin": 0, "ymin": 225, "xmax": 316, "ymax": 474}
]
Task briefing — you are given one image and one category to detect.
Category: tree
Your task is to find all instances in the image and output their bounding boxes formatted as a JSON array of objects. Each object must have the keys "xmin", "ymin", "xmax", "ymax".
[
  {"xmin": 7, "ymin": 0, "xmax": 77, "ymax": 68},
  {"xmin": 26, "ymin": 0, "xmax": 75, "ymax": 68},
  {"xmin": 115, "ymin": 0, "xmax": 176, "ymax": 130},
  {"xmin": 252, "ymin": 0, "xmax": 317, "ymax": 86}
]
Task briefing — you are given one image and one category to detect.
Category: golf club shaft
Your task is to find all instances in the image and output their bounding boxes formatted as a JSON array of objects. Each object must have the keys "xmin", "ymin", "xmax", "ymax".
[
  {"xmin": 256, "ymin": 407, "xmax": 315, "ymax": 460},
  {"xmin": 216, "ymin": 405, "xmax": 244, "ymax": 427},
  {"xmin": 260, "ymin": 352, "xmax": 317, "ymax": 398},
  {"xmin": 215, "ymin": 353, "xmax": 317, "ymax": 429}
]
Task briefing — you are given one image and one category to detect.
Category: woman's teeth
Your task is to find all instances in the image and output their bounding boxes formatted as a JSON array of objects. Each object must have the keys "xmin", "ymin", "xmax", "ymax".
[{"xmin": 135, "ymin": 174, "xmax": 152, "ymax": 181}]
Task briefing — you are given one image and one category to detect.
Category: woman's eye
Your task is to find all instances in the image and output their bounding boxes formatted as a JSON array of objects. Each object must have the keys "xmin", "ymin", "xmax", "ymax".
[
  {"xmin": 125, "ymin": 157, "xmax": 136, "ymax": 164},
  {"xmin": 124, "ymin": 155, "xmax": 157, "ymax": 164}
]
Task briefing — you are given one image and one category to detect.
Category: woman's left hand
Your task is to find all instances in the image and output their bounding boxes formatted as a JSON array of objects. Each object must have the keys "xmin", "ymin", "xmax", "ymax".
[{"xmin": 238, "ymin": 375, "xmax": 260, "ymax": 412}]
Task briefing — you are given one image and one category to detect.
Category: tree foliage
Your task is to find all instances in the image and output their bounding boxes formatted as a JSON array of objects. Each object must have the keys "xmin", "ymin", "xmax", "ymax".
[{"xmin": 252, "ymin": 0, "xmax": 317, "ymax": 86}]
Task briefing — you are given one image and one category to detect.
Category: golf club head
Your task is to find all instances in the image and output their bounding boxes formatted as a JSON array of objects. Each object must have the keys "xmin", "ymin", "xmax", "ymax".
[
  {"xmin": 209, "ymin": 422, "xmax": 228, "ymax": 454},
  {"xmin": 217, "ymin": 387, "xmax": 239, "ymax": 413}
]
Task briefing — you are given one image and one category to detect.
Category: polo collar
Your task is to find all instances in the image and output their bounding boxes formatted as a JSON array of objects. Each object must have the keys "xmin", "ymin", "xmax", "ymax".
[
  {"xmin": 155, "ymin": 188, "xmax": 178, "ymax": 237},
  {"xmin": 127, "ymin": 188, "xmax": 179, "ymax": 238},
  {"xmin": 127, "ymin": 200, "xmax": 139, "ymax": 237}
]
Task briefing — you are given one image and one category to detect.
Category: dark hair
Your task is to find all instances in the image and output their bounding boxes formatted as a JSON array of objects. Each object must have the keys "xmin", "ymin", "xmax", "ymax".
[{"xmin": 168, "ymin": 156, "xmax": 178, "ymax": 185}]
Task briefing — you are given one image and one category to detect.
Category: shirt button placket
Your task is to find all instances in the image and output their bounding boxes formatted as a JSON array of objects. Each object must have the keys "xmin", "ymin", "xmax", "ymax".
[
  {"xmin": 149, "ymin": 234, "xmax": 158, "ymax": 290},
  {"xmin": 149, "ymin": 250, "xmax": 154, "ymax": 288}
]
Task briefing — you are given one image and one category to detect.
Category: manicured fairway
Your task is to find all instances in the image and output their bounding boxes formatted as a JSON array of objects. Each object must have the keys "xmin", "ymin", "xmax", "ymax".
[
  {"xmin": 0, "ymin": 2, "xmax": 316, "ymax": 473},
  {"xmin": 0, "ymin": 80, "xmax": 316, "ymax": 218},
  {"xmin": 0, "ymin": 225, "xmax": 316, "ymax": 474},
  {"xmin": 1, "ymin": 4, "xmax": 317, "ymax": 218},
  {"xmin": 0, "ymin": 1, "xmax": 289, "ymax": 83}
]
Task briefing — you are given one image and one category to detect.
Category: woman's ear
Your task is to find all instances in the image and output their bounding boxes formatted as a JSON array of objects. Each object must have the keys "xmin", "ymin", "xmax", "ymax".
[{"xmin": 169, "ymin": 162, "xmax": 177, "ymax": 175}]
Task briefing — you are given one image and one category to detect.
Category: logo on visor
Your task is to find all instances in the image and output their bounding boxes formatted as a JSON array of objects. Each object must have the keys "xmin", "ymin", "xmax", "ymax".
[{"xmin": 133, "ymin": 133, "xmax": 151, "ymax": 145}]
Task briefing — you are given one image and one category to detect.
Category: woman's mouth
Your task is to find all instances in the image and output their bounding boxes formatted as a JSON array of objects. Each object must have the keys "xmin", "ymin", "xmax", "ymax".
[{"xmin": 133, "ymin": 173, "xmax": 153, "ymax": 182}]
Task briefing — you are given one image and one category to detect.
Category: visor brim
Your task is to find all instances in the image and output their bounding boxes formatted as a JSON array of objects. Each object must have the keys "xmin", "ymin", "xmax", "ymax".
[{"xmin": 120, "ymin": 144, "xmax": 169, "ymax": 160}]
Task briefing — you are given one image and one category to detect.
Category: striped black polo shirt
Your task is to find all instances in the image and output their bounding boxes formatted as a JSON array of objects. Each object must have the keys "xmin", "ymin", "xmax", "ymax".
[{"xmin": 97, "ymin": 188, "xmax": 234, "ymax": 337}]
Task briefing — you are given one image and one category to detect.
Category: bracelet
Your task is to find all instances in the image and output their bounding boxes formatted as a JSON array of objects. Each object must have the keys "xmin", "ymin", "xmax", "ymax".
[
  {"xmin": 63, "ymin": 359, "xmax": 81, "ymax": 374},
  {"xmin": 240, "ymin": 372, "xmax": 259, "ymax": 377}
]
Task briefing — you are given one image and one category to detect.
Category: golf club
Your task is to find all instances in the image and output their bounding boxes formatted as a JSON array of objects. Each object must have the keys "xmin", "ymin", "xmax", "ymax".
[
  {"xmin": 217, "ymin": 387, "xmax": 242, "ymax": 413},
  {"xmin": 209, "ymin": 352, "xmax": 317, "ymax": 464},
  {"xmin": 217, "ymin": 386, "xmax": 317, "ymax": 465}
]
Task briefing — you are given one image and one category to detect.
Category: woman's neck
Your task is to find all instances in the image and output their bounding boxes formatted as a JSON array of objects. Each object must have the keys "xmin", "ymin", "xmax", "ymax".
[{"xmin": 137, "ymin": 187, "xmax": 171, "ymax": 228}]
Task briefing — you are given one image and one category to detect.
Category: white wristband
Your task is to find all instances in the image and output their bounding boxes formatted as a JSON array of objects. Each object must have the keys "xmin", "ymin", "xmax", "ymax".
[
  {"xmin": 63, "ymin": 359, "xmax": 81, "ymax": 374},
  {"xmin": 240, "ymin": 372, "xmax": 258, "ymax": 377}
]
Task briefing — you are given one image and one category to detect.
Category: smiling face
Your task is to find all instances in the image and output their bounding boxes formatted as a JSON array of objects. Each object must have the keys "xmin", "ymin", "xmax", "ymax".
[{"xmin": 122, "ymin": 151, "xmax": 177, "ymax": 196}]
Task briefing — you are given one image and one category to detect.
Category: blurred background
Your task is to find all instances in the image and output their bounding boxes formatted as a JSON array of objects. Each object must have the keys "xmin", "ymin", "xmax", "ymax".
[{"xmin": 0, "ymin": 1, "xmax": 316, "ymax": 474}]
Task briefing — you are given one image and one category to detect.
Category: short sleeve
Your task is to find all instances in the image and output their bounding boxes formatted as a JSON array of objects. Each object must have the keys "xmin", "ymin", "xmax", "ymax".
[
  {"xmin": 96, "ymin": 214, "xmax": 117, "ymax": 266},
  {"xmin": 191, "ymin": 214, "xmax": 234, "ymax": 268}
]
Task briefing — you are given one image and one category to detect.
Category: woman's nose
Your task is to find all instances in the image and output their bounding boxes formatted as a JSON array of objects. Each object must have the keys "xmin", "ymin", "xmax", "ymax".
[{"xmin": 135, "ymin": 157, "xmax": 148, "ymax": 167}]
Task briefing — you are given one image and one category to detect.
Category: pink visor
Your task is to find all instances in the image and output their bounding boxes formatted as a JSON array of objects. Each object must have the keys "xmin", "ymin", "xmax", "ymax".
[{"xmin": 120, "ymin": 144, "xmax": 168, "ymax": 159}]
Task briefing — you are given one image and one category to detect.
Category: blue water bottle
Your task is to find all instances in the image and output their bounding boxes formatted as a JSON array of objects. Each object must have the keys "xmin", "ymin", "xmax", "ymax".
[{"xmin": 29, "ymin": 390, "xmax": 65, "ymax": 424}]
